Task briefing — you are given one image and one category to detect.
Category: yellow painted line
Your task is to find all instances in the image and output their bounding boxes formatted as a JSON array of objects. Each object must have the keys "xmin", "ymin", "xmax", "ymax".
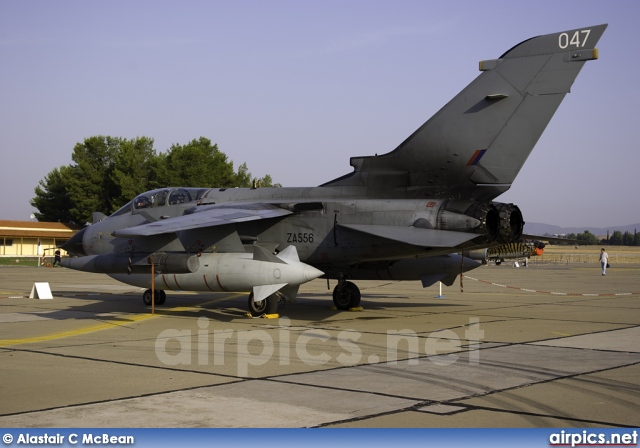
[
  {"xmin": 0, "ymin": 294, "xmax": 245, "ymax": 348},
  {"xmin": 0, "ymin": 313, "xmax": 158, "ymax": 347}
]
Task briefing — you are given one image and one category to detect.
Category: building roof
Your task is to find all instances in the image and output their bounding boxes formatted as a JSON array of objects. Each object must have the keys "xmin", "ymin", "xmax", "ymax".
[{"xmin": 0, "ymin": 220, "xmax": 80, "ymax": 239}]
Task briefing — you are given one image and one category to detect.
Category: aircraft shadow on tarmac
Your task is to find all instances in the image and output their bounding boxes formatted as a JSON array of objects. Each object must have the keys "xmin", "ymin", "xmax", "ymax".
[{"xmin": 37, "ymin": 288, "xmax": 468, "ymax": 325}]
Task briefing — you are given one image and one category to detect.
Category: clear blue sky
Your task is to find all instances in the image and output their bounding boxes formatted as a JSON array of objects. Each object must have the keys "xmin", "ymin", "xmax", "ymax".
[{"xmin": 1, "ymin": 0, "xmax": 637, "ymax": 228}]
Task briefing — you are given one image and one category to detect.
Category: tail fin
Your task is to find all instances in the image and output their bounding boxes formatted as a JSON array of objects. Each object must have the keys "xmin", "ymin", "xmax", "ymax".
[{"xmin": 323, "ymin": 25, "xmax": 607, "ymax": 201}]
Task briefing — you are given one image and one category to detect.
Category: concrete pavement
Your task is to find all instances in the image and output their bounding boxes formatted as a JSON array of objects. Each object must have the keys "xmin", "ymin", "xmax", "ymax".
[{"xmin": 0, "ymin": 263, "xmax": 638, "ymax": 427}]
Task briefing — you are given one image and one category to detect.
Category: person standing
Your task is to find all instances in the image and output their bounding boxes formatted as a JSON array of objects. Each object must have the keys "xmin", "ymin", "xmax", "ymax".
[
  {"xmin": 599, "ymin": 248, "xmax": 609, "ymax": 276},
  {"xmin": 53, "ymin": 248, "xmax": 61, "ymax": 267}
]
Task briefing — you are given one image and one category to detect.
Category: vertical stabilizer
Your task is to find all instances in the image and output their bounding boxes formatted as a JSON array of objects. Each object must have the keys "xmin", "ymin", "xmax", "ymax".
[{"xmin": 323, "ymin": 25, "xmax": 607, "ymax": 201}]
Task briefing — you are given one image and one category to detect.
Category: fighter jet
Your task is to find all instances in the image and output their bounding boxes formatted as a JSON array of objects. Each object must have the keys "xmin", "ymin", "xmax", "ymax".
[{"xmin": 62, "ymin": 25, "xmax": 607, "ymax": 316}]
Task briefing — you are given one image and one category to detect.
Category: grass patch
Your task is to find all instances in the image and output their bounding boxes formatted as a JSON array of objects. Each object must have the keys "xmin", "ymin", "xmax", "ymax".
[{"xmin": 0, "ymin": 257, "xmax": 43, "ymax": 267}]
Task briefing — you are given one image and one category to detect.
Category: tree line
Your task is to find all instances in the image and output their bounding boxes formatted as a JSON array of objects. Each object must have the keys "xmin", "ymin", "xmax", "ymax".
[
  {"xmin": 31, "ymin": 136, "xmax": 279, "ymax": 225},
  {"xmin": 563, "ymin": 229, "xmax": 640, "ymax": 246}
]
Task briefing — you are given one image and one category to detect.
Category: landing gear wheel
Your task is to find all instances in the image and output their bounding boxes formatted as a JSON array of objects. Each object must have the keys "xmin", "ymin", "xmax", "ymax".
[
  {"xmin": 248, "ymin": 292, "xmax": 278, "ymax": 317},
  {"xmin": 332, "ymin": 281, "xmax": 361, "ymax": 310},
  {"xmin": 142, "ymin": 289, "xmax": 166, "ymax": 306},
  {"xmin": 143, "ymin": 289, "xmax": 152, "ymax": 306}
]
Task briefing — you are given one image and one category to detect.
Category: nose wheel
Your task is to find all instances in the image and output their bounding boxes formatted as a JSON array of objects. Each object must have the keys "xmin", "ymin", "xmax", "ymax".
[
  {"xmin": 143, "ymin": 289, "xmax": 166, "ymax": 306},
  {"xmin": 332, "ymin": 280, "xmax": 361, "ymax": 310}
]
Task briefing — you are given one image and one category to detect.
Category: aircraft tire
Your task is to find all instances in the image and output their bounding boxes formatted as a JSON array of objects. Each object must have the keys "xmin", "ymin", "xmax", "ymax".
[
  {"xmin": 248, "ymin": 293, "xmax": 278, "ymax": 317},
  {"xmin": 142, "ymin": 289, "xmax": 165, "ymax": 306},
  {"xmin": 143, "ymin": 289, "xmax": 152, "ymax": 306},
  {"xmin": 333, "ymin": 281, "xmax": 361, "ymax": 310}
]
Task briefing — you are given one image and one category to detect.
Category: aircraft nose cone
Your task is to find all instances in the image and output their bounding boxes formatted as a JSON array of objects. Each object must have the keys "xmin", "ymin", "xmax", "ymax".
[
  {"xmin": 304, "ymin": 264, "xmax": 324, "ymax": 282},
  {"xmin": 61, "ymin": 227, "xmax": 87, "ymax": 256}
]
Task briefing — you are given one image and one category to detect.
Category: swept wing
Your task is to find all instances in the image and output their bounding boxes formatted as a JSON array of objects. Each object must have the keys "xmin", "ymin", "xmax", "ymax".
[{"xmin": 113, "ymin": 203, "xmax": 292, "ymax": 238}]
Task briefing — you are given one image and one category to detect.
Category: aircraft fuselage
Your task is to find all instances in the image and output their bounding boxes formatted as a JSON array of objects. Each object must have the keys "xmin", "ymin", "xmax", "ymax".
[{"xmin": 75, "ymin": 186, "xmax": 513, "ymax": 272}]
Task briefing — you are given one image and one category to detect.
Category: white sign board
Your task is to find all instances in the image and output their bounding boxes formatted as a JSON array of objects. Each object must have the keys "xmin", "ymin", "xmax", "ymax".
[{"xmin": 29, "ymin": 282, "xmax": 53, "ymax": 299}]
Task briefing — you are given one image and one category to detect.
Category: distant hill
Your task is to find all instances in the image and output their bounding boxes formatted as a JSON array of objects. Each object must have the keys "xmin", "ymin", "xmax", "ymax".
[{"xmin": 524, "ymin": 222, "xmax": 640, "ymax": 237}]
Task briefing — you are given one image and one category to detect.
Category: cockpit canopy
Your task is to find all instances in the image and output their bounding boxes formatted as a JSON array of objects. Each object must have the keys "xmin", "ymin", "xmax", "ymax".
[
  {"xmin": 134, "ymin": 189, "xmax": 167, "ymax": 209},
  {"xmin": 133, "ymin": 188, "xmax": 208, "ymax": 209},
  {"xmin": 110, "ymin": 188, "xmax": 209, "ymax": 217}
]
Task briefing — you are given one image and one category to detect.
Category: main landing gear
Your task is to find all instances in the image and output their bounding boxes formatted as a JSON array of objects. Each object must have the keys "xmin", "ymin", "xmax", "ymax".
[
  {"xmin": 332, "ymin": 280, "xmax": 361, "ymax": 310},
  {"xmin": 140, "ymin": 283, "xmax": 362, "ymax": 313},
  {"xmin": 142, "ymin": 289, "xmax": 166, "ymax": 306}
]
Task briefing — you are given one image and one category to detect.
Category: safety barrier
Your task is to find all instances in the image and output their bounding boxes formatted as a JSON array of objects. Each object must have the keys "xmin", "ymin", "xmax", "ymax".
[
  {"xmin": 529, "ymin": 252, "xmax": 640, "ymax": 265},
  {"xmin": 462, "ymin": 275, "xmax": 640, "ymax": 297}
]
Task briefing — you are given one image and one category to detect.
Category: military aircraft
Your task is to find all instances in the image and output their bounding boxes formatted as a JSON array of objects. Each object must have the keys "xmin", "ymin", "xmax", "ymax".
[{"xmin": 61, "ymin": 24, "xmax": 607, "ymax": 316}]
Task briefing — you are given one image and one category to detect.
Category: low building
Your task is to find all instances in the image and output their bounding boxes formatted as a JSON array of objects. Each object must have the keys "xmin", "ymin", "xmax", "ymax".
[{"xmin": 0, "ymin": 220, "xmax": 80, "ymax": 258}]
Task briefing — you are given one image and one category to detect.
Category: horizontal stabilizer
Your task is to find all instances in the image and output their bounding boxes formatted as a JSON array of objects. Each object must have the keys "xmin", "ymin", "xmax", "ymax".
[
  {"xmin": 253, "ymin": 283, "xmax": 287, "ymax": 302},
  {"xmin": 521, "ymin": 233, "xmax": 595, "ymax": 245},
  {"xmin": 338, "ymin": 224, "xmax": 479, "ymax": 248}
]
